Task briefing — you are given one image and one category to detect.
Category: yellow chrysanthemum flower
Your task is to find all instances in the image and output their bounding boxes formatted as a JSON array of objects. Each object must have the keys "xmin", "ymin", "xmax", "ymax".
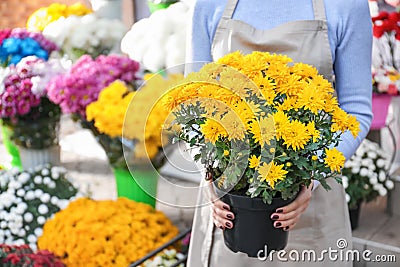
[
  {"xmin": 281, "ymin": 120, "xmax": 311, "ymax": 151},
  {"xmin": 272, "ymin": 110, "xmax": 291, "ymax": 140},
  {"xmin": 221, "ymin": 111, "xmax": 246, "ymax": 140},
  {"xmin": 200, "ymin": 118, "xmax": 228, "ymax": 143},
  {"xmin": 249, "ymin": 115, "xmax": 276, "ymax": 146},
  {"xmin": 331, "ymin": 107, "xmax": 349, "ymax": 133},
  {"xmin": 306, "ymin": 121, "xmax": 321, "ymax": 143},
  {"xmin": 248, "ymin": 155, "xmax": 261, "ymax": 168},
  {"xmin": 347, "ymin": 115, "xmax": 361, "ymax": 138},
  {"xmin": 257, "ymin": 161, "xmax": 288, "ymax": 189},
  {"xmin": 324, "ymin": 148, "xmax": 345, "ymax": 173},
  {"xmin": 297, "ymin": 83, "xmax": 326, "ymax": 114}
]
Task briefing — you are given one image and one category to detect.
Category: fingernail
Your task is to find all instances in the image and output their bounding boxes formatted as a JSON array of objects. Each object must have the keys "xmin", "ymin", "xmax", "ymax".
[
  {"xmin": 275, "ymin": 222, "xmax": 282, "ymax": 227},
  {"xmin": 219, "ymin": 226, "xmax": 224, "ymax": 230},
  {"xmin": 284, "ymin": 226, "xmax": 289, "ymax": 231},
  {"xmin": 227, "ymin": 214, "xmax": 233, "ymax": 219},
  {"xmin": 271, "ymin": 215, "xmax": 279, "ymax": 220},
  {"xmin": 276, "ymin": 209, "xmax": 283, "ymax": 213},
  {"xmin": 223, "ymin": 205, "xmax": 230, "ymax": 210},
  {"xmin": 225, "ymin": 222, "xmax": 232, "ymax": 228}
]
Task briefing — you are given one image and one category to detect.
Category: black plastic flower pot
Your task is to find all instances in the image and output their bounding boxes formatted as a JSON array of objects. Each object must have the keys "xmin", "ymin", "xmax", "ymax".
[{"xmin": 216, "ymin": 187, "xmax": 295, "ymax": 258}]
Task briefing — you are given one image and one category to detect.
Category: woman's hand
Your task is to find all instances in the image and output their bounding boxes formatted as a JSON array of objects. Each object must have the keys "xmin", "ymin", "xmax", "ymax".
[
  {"xmin": 270, "ymin": 184, "xmax": 313, "ymax": 231},
  {"xmin": 207, "ymin": 174, "xmax": 235, "ymax": 230}
]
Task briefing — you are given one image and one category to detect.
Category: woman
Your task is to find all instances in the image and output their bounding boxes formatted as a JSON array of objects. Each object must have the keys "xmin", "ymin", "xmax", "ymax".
[{"xmin": 185, "ymin": 0, "xmax": 373, "ymax": 266}]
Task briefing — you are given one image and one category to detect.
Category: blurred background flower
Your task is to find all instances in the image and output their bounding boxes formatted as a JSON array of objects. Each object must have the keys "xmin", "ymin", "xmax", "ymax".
[
  {"xmin": 43, "ymin": 13, "xmax": 127, "ymax": 62},
  {"xmin": 0, "ymin": 28, "xmax": 58, "ymax": 66}
]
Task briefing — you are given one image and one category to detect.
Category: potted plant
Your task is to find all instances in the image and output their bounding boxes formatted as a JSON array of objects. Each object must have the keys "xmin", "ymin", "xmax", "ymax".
[
  {"xmin": 86, "ymin": 73, "xmax": 182, "ymax": 207},
  {"xmin": 164, "ymin": 51, "xmax": 360, "ymax": 257},
  {"xmin": 38, "ymin": 197, "xmax": 179, "ymax": 267},
  {"xmin": 0, "ymin": 56, "xmax": 69, "ymax": 170},
  {"xmin": 341, "ymin": 138, "xmax": 394, "ymax": 230},
  {"xmin": 0, "ymin": 164, "xmax": 80, "ymax": 250},
  {"xmin": 0, "ymin": 244, "xmax": 65, "ymax": 267}
]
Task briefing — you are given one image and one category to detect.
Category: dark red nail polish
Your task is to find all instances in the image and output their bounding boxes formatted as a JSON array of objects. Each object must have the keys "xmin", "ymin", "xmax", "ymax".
[
  {"xmin": 276, "ymin": 209, "xmax": 283, "ymax": 213},
  {"xmin": 275, "ymin": 222, "xmax": 282, "ymax": 227},
  {"xmin": 219, "ymin": 226, "xmax": 224, "ymax": 230},
  {"xmin": 223, "ymin": 205, "xmax": 230, "ymax": 210},
  {"xmin": 225, "ymin": 222, "xmax": 232, "ymax": 228},
  {"xmin": 271, "ymin": 215, "xmax": 279, "ymax": 220},
  {"xmin": 227, "ymin": 214, "xmax": 233, "ymax": 219},
  {"xmin": 284, "ymin": 226, "xmax": 289, "ymax": 231}
]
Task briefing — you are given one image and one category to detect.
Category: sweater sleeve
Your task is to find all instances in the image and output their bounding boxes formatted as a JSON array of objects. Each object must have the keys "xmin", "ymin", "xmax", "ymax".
[{"xmin": 332, "ymin": 0, "xmax": 373, "ymax": 160}]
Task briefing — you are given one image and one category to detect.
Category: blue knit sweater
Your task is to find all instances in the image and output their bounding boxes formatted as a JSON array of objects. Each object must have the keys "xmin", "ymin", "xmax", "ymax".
[{"xmin": 186, "ymin": 0, "xmax": 373, "ymax": 160}]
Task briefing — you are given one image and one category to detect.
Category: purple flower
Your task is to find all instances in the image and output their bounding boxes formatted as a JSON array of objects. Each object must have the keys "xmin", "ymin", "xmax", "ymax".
[
  {"xmin": 17, "ymin": 99, "xmax": 31, "ymax": 115},
  {"xmin": 46, "ymin": 54, "xmax": 141, "ymax": 118}
]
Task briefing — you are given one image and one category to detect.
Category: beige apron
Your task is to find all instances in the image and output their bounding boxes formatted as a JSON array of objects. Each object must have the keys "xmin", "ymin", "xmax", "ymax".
[{"xmin": 187, "ymin": 0, "xmax": 352, "ymax": 266}]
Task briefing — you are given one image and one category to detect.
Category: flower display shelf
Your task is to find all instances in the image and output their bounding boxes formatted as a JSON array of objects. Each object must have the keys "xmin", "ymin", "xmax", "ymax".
[{"xmin": 129, "ymin": 228, "xmax": 191, "ymax": 267}]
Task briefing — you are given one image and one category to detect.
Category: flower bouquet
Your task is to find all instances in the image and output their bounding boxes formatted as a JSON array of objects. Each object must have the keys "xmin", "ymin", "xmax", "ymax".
[
  {"xmin": 42, "ymin": 13, "xmax": 127, "ymax": 62},
  {"xmin": 164, "ymin": 51, "xmax": 360, "ymax": 256},
  {"xmin": 0, "ymin": 164, "xmax": 80, "ymax": 250},
  {"xmin": 371, "ymin": 10, "xmax": 400, "ymax": 95},
  {"xmin": 46, "ymin": 54, "xmax": 140, "ymax": 119},
  {"xmin": 121, "ymin": 0, "xmax": 191, "ymax": 73},
  {"xmin": 38, "ymin": 197, "xmax": 179, "ymax": 267},
  {"xmin": 341, "ymin": 139, "xmax": 393, "ymax": 229},
  {"xmin": 26, "ymin": 2, "xmax": 93, "ymax": 32},
  {"xmin": 85, "ymin": 73, "xmax": 182, "ymax": 206},
  {"xmin": 0, "ymin": 56, "xmax": 69, "ymax": 169},
  {"xmin": 0, "ymin": 244, "xmax": 65, "ymax": 267},
  {"xmin": 0, "ymin": 28, "xmax": 58, "ymax": 67}
]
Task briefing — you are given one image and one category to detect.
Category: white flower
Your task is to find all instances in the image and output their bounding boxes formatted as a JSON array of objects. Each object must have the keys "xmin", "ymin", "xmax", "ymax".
[
  {"xmin": 34, "ymin": 189, "xmax": 43, "ymax": 198},
  {"xmin": 57, "ymin": 199, "xmax": 70, "ymax": 210},
  {"xmin": 341, "ymin": 176, "xmax": 348, "ymax": 189},
  {"xmin": 27, "ymin": 234, "xmax": 37, "ymax": 243},
  {"xmin": 34, "ymin": 175, "xmax": 43, "ymax": 184},
  {"xmin": 385, "ymin": 180, "xmax": 394, "ymax": 190},
  {"xmin": 345, "ymin": 194, "xmax": 351, "ymax": 203},
  {"xmin": 41, "ymin": 168, "xmax": 50, "ymax": 176},
  {"xmin": 25, "ymin": 191, "xmax": 35, "ymax": 200},
  {"xmin": 51, "ymin": 196, "xmax": 59, "ymax": 205},
  {"xmin": 351, "ymin": 166, "xmax": 360, "ymax": 174},
  {"xmin": 360, "ymin": 168, "xmax": 369, "ymax": 177},
  {"xmin": 38, "ymin": 204, "xmax": 49, "ymax": 215},
  {"xmin": 370, "ymin": 176, "xmax": 378, "ymax": 185},
  {"xmin": 48, "ymin": 181, "xmax": 56, "ymax": 189},
  {"xmin": 367, "ymin": 151, "xmax": 377, "ymax": 159},
  {"xmin": 34, "ymin": 228, "xmax": 43, "ymax": 237},
  {"xmin": 379, "ymin": 170, "xmax": 387, "ymax": 182},
  {"xmin": 8, "ymin": 180, "xmax": 22, "ymax": 190},
  {"xmin": 379, "ymin": 187, "xmax": 387, "ymax": 196},
  {"xmin": 0, "ymin": 221, "xmax": 7, "ymax": 229},
  {"xmin": 43, "ymin": 176, "xmax": 51, "ymax": 185},
  {"xmin": 18, "ymin": 229, "xmax": 26, "ymax": 237},
  {"xmin": 40, "ymin": 193, "xmax": 51, "ymax": 203},
  {"xmin": 15, "ymin": 203, "xmax": 27, "ymax": 214},
  {"xmin": 24, "ymin": 213, "xmax": 33, "ymax": 223},
  {"xmin": 361, "ymin": 158, "xmax": 372, "ymax": 167},
  {"xmin": 37, "ymin": 216, "xmax": 46, "ymax": 225},
  {"xmin": 16, "ymin": 189, "xmax": 25, "ymax": 197},
  {"xmin": 376, "ymin": 159, "xmax": 386, "ymax": 168},
  {"xmin": 17, "ymin": 173, "xmax": 30, "ymax": 184},
  {"xmin": 364, "ymin": 184, "xmax": 370, "ymax": 190}
]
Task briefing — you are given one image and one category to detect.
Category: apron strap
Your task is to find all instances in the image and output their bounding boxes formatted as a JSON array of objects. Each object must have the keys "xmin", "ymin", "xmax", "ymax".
[
  {"xmin": 312, "ymin": 0, "xmax": 327, "ymax": 21},
  {"xmin": 221, "ymin": 0, "xmax": 239, "ymax": 19}
]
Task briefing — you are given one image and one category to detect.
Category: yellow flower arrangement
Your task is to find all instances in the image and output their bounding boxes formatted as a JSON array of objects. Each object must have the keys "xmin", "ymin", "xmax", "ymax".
[
  {"xmin": 86, "ymin": 73, "xmax": 183, "ymax": 169},
  {"xmin": 27, "ymin": 3, "xmax": 92, "ymax": 32},
  {"xmin": 163, "ymin": 51, "xmax": 360, "ymax": 203},
  {"xmin": 38, "ymin": 197, "xmax": 179, "ymax": 267}
]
